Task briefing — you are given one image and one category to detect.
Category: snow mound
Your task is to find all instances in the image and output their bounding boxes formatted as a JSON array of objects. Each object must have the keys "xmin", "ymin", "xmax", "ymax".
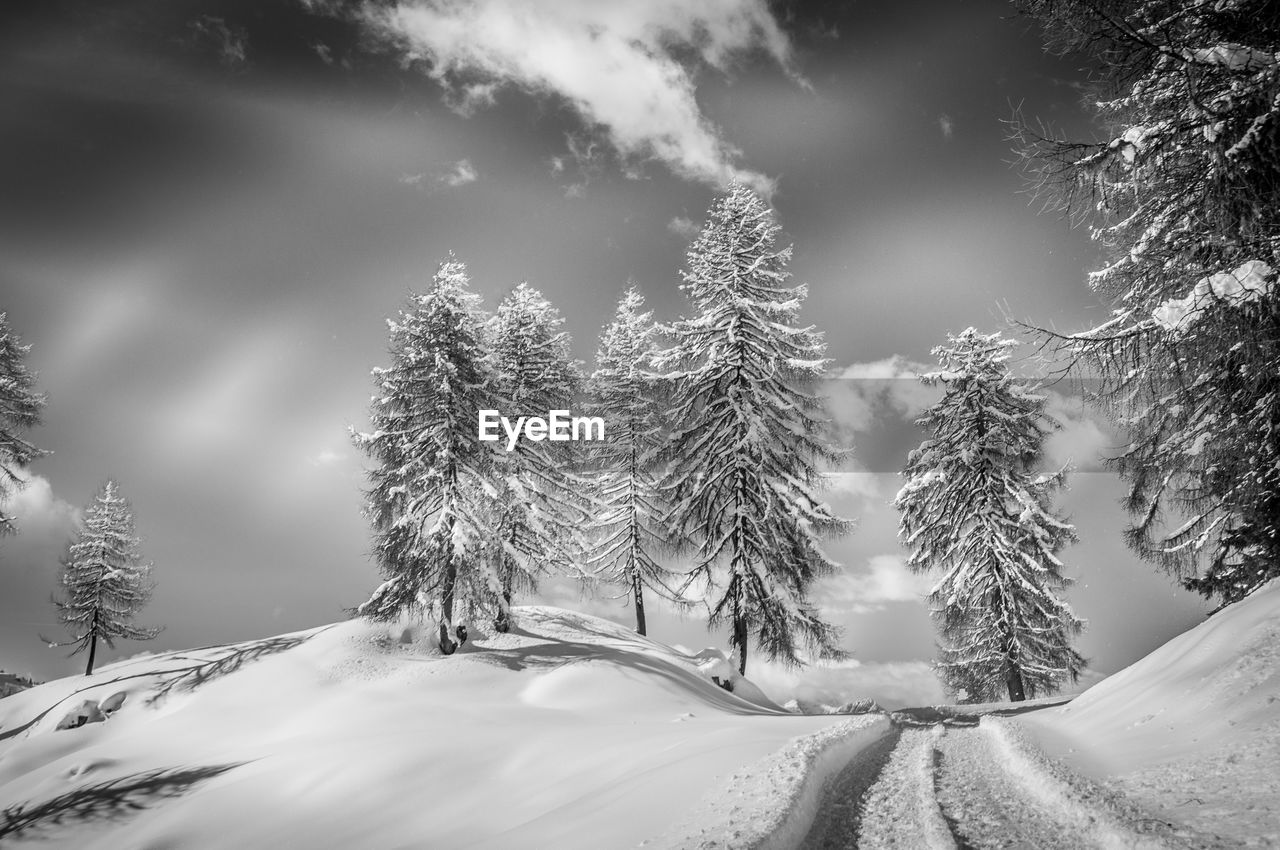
[
  {"xmin": 1023, "ymin": 579, "xmax": 1280, "ymax": 846},
  {"xmin": 0, "ymin": 606, "xmax": 858, "ymax": 849}
]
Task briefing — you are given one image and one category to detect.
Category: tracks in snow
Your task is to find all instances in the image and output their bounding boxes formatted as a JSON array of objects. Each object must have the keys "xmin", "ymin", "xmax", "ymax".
[{"xmin": 802, "ymin": 718, "xmax": 1198, "ymax": 850}]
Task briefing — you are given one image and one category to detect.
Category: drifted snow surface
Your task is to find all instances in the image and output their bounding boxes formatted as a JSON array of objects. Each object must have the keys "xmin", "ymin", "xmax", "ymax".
[
  {"xmin": 1022, "ymin": 579, "xmax": 1280, "ymax": 848},
  {"xmin": 0, "ymin": 606, "xmax": 879, "ymax": 849}
]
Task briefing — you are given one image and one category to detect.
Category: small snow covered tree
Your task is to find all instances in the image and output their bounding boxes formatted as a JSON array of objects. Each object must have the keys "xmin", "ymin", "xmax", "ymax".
[
  {"xmin": 895, "ymin": 328, "xmax": 1084, "ymax": 702},
  {"xmin": 354, "ymin": 257, "xmax": 497, "ymax": 654},
  {"xmin": 49, "ymin": 481, "xmax": 160, "ymax": 676},
  {"xmin": 584, "ymin": 287, "xmax": 678, "ymax": 635},
  {"xmin": 0, "ymin": 312, "xmax": 48, "ymax": 537},
  {"xmin": 484, "ymin": 282, "xmax": 585, "ymax": 631},
  {"xmin": 1015, "ymin": 0, "xmax": 1280, "ymax": 604},
  {"xmin": 656, "ymin": 184, "xmax": 851, "ymax": 677}
]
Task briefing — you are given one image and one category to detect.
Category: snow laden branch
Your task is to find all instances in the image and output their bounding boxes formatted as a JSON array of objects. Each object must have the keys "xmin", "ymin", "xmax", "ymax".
[
  {"xmin": 655, "ymin": 183, "xmax": 852, "ymax": 677},
  {"xmin": 583, "ymin": 287, "xmax": 684, "ymax": 635},
  {"xmin": 1013, "ymin": 0, "xmax": 1280, "ymax": 603},
  {"xmin": 895, "ymin": 328, "xmax": 1084, "ymax": 703},
  {"xmin": 47, "ymin": 480, "xmax": 161, "ymax": 675}
]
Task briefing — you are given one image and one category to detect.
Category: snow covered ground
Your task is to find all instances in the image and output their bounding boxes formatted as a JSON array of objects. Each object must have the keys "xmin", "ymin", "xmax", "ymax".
[
  {"xmin": 1021, "ymin": 579, "xmax": 1280, "ymax": 847},
  {"xmin": 0, "ymin": 606, "xmax": 883, "ymax": 849}
]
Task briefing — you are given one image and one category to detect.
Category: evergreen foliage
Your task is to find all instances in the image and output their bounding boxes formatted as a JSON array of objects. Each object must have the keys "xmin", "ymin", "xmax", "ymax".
[
  {"xmin": 484, "ymin": 282, "xmax": 585, "ymax": 631},
  {"xmin": 895, "ymin": 328, "xmax": 1084, "ymax": 702},
  {"xmin": 655, "ymin": 183, "xmax": 851, "ymax": 677},
  {"xmin": 49, "ymin": 481, "xmax": 160, "ymax": 676},
  {"xmin": 353, "ymin": 257, "xmax": 498, "ymax": 653},
  {"xmin": 584, "ymin": 287, "xmax": 678, "ymax": 635},
  {"xmin": 1015, "ymin": 0, "xmax": 1280, "ymax": 604},
  {"xmin": 0, "ymin": 312, "xmax": 48, "ymax": 537}
]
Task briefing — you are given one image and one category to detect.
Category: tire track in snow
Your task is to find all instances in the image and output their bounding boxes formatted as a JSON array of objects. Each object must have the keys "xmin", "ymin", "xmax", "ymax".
[
  {"xmin": 806, "ymin": 717, "xmax": 1195, "ymax": 849},
  {"xmin": 799, "ymin": 726, "xmax": 901, "ymax": 849}
]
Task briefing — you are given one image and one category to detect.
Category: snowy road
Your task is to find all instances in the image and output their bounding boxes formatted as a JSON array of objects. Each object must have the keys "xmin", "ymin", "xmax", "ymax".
[{"xmin": 801, "ymin": 718, "xmax": 1203, "ymax": 850}]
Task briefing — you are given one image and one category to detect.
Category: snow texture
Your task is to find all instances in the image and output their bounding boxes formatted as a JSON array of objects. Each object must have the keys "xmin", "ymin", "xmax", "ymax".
[
  {"xmin": 0, "ymin": 606, "xmax": 868, "ymax": 849},
  {"xmin": 1022, "ymin": 578, "xmax": 1280, "ymax": 847},
  {"xmin": 653, "ymin": 714, "xmax": 888, "ymax": 850}
]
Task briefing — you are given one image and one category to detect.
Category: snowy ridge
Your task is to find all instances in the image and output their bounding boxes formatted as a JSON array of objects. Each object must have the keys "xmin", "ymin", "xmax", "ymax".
[
  {"xmin": 0, "ymin": 606, "xmax": 870, "ymax": 849},
  {"xmin": 653, "ymin": 714, "xmax": 888, "ymax": 850},
  {"xmin": 1023, "ymin": 579, "xmax": 1280, "ymax": 846}
]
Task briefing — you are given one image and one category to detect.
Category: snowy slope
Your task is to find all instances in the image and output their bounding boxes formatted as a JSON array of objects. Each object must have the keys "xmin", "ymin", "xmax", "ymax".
[
  {"xmin": 0, "ymin": 606, "xmax": 883, "ymax": 849},
  {"xmin": 1021, "ymin": 579, "xmax": 1280, "ymax": 846}
]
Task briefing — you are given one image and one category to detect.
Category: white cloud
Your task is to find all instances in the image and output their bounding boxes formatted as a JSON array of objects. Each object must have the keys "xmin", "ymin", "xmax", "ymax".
[
  {"xmin": 752, "ymin": 657, "xmax": 946, "ymax": 709},
  {"xmin": 1043, "ymin": 389, "xmax": 1114, "ymax": 473},
  {"xmin": 440, "ymin": 158, "xmax": 477, "ymax": 188},
  {"xmin": 0, "ymin": 472, "xmax": 79, "ymax": 543},
  {"xmin": 667, "ymin": 215, "xmax": 700, "ymax": 240},
  {"xmin": 815, "ymin": 554, "xmax": 932, "ymax": 615},
  {"xmin": 938, "ymin": 112, "xmax": 954, "ymax": 140},
  {"xmin": 352, "ymin": 0, "xmax": 798, "ymax": 191},
  {"xmin": 825, "ymin": 355, "xmax": 939, "ymax": 434},
  {"xmin": 399, "ymin": 159, "xmax": 479, "ymax": 190}
]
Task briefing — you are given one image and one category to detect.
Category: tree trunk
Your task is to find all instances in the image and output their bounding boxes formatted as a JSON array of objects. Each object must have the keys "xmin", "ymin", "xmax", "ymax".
[
  {"xmin": 438, "ymin": 541, "xmax": 459, "ymax": 656},
  {"xmin": 1005, "ymin": 666, "xmax": 1026, "ymax": 702},
  {"xmin": 732, "ymin": 582, "xmax": 749, "ymax": 677},
  {"xmin": 85, "ymin": 605, "xmax": 99, "ymax": 676},
  {"xmin": 493, "ymin": 563, "xmax": 513, "ymax": 633},
  {"xmin": 632, "ymin": 570, "xmax": 647, "ymax": 636}
]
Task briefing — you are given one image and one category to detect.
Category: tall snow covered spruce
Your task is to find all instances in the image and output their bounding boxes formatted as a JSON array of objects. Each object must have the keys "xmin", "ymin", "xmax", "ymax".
[
  {"xmin": 656, "ymin": 184, "xmax": 851, "ymax": 677},
  {"xmin": 484, "ymin": 282, "xmax": 585, "ymax": 632},
  {"xmin": 895, "ymin": 329, "xmax": 1084, "ymax": 703},
  {"xmin": 354, "ymin": 257, "xmax": 497, "ymax": 654},
  {"xmin": 584, "ymin": 287, "xmax": 679, "ymax": 635},
  {"xmin": 1015, "ymin": 0, "xmax": 1280, "ymax": 604},
  {"xmin": 0, "ymin": 312, "xmax": 48, "ymax": 537},
  {"xmin": 48, "ymin": 481, "xmax": 160, "ymax": 676}
]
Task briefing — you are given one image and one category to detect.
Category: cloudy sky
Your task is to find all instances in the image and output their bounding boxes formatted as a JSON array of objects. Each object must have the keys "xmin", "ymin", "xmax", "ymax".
[{"xmin": 0, "ymin": 0, "xmax": 1211, "ymax": 705}]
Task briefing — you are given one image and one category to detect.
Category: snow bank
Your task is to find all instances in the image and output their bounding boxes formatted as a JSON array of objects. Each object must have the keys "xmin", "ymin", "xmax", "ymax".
[
  {"xmin": 1022, "ymin": 579, "xmax": 1280, "ymax": 846},
  {"xmin": 0, "ymin": 607, "xmax": 855, "ymax": 849},
  {"xmin": 652, "ymin": 714, "xmax": 888, "ymax": 850}
]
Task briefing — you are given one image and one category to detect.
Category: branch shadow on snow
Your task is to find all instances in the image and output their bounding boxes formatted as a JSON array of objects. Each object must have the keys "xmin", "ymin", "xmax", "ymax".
[
  {"xmin": 0, "ymin": 762, "xmax": 244, "ymax": 842},
  {"xmin": 145, "ymin": 633, "xmax": 318, "ymax": 706},
  {"xmin": 0, "ymin": 632, "xmax": 323, "ymax": 743}
]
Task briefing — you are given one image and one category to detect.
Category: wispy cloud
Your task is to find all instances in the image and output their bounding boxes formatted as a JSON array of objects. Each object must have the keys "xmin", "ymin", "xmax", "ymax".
[
  {"xmin": 400, "ymin": 158, "xmax": 478, "ymax": 190},
  {"xmin": 667, "ymin": 215, "xmax": 700, "ymax": 240},
  {"xmin": 190, "ymin": 16, "xmax": 248, "ymax": 67},
  {"xmin": 938, "ymin": 112, "xmax": 954, "ymax": 140},
  {"xmin": 440, "ymin": 158, "xmax": 477, "ymax": 187},
  {"xmin": 345, "ymin": 0, "xmax": 799, "ymax": 191},
  {"xmin": 816, "ymin": 554, "xmax": 932, "ymax": 615}
]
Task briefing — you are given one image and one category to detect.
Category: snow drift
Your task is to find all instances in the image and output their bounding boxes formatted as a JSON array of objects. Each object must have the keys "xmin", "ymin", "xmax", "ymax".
[
  {"xmin": 1022, "ymin": 579, "xmax": 1280, "ymax": 846},
  {"xmin": 0, "ymin": 606, "xmax": 882, "ymax": 849}
]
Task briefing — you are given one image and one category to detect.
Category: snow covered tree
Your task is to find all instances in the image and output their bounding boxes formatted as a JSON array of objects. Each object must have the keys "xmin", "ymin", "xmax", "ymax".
[
  {"xmin": 48, "ymin": 481, "xmax": 160, "ymax": 676},
  {"xmin": 584, "ymin": 287, "xmax": 678, "ymax": 635},
  {"xmin": 1015, "ymin": 0, "xmax": 1280, "ymax": 604},
  {"xmin": 655, "ymin": 184, "xmax": 851, "ymax": 677},
  {"xmin": 484, "ymin": 282, "xmax": 585, "ymax": 631},
  {"xmin": 354, "ymin": 257, "xmax": 498, "ymax": 654},
  {"xmin": 0, "ymin": 312, "xmax": 48, "ymax": 537},
  {"xmin": 895, "ymin": 329, "xmax": 1084, "ymax": 702}
]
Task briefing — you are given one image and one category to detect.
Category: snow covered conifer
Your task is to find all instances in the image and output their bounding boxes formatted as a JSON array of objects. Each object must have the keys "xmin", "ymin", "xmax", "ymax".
[
  {"xmin": 1015, "ymin": 0, "xmax": 1280, "ymax": 604},
  {"xmin": 584, "ymin": 287, "xmax": 677, "ymax": 635},
  {"xmin": 484, "ymin": 282, "xmax": 585, "ymax": 631},
  {"xmin": 354, "ymin": 256, "xmax": 497, "ymax": 654},
  {"xmin": 656, "ymin": 184, "xmax": 851, "ymax": 677},
  {"xmin": 49, "ymin": 481, "xmax": 160, "ymax": 676},
  {"xmin": 895, "ymin": 328, "xmax": 1084, "ymax": 702},
  {"xmin": 0, "ymin": 312, "xmax": 49, "ymax": 536}
]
